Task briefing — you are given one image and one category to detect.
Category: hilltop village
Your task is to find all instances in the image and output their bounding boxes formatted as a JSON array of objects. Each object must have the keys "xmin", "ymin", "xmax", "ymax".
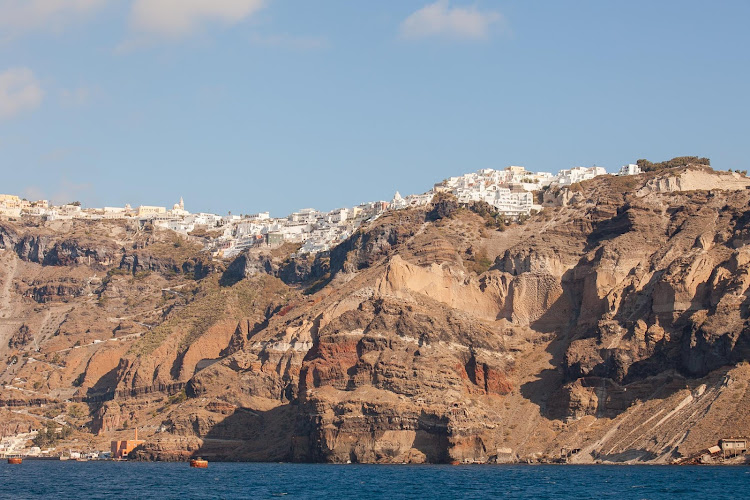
[
  {"xmin": 0, "ymin": 164, "xmax": 638, "ymax": 259},
  {"xmin": 2, "ymin": 157, "xmax": 750, "ymax": 464}
]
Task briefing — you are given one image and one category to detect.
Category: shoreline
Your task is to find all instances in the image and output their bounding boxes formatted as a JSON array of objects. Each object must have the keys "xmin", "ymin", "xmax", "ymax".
[{"xmin": 6, "ymin": 458, "xmax": 750, "ymax": 467}]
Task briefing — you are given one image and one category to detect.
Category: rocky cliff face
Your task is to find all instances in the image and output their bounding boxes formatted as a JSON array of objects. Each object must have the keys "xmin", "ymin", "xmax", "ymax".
[{"xmin": 3, "ymin": 166, "xmax": 750, "ymax": 464}]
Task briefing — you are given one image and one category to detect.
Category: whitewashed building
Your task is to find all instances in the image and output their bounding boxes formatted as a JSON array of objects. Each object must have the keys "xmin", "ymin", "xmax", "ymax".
[
  {"xmin": 617, "ymin": 164, "xmax": 642, "ymax": 176},
  {"xmin": 552, "ymin": 166, "xmax": 607, "ymax": 186}
]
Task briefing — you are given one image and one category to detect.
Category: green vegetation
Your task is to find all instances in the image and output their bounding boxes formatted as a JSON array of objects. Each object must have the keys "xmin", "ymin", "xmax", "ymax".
[
  {"xmin": 131, "ymin": 276, "xmax": 294, "ymax": 356},
  {"xmin": 135, "ymin": 232, "xmax": 203, "ymax": 265},
  {"xmin": 427, "ymin": 192, "xmax": 459, "ymax": 221},
  {"xmin": 101, "ymin": 267, "xmax": 130, "ymax": 290},
  {"xmin": 636, "ymin": 156, "xmax": 710, "ymax": 172},
  {"xmin": 469, "ymin": 201, "xmax": 506, "ymax": 230},
  {"xmin": 106, "ymin": 267, "xmax": 130, "ymax": 277},
  {"xmin": 469, "ymin": 251, "xmax": 493, "ymax": 275},
  {"xmin": 607, "ymin": 174, "xmax": 640, "ymax": 192},
  {"xmin": 32, "ymin": 421, "xmax": 73, "ymax": 448},
  {"xmin": 157, "ymin": 389, "xmax": 188, "ymax": 413},
  {"xmin": 67, "ymin": 403, "xmax": 86, "ymax": 419},
  {"xmin": 43, "ymin": 407, "xmax": 62, "ymax": 419},
  {"xmin": 178, "ymin": 296, "xmax": 226, "ymax": 352},
  {"xmin": 168, "ymin": 389, "xmax": 187, "ymax": 405}
]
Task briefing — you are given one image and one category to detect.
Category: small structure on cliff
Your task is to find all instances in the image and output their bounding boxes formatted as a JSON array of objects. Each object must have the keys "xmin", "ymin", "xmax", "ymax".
[
  {"xmin": 111, "ymin": 429, "xmax": 144, "ymax": 459},
  {"xmin": 719, "ymin": 438, "xmax": 747, "ymax": 457}
]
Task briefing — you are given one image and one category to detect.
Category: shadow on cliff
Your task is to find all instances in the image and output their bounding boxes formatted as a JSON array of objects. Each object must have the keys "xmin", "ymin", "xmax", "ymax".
[
  {"xmin": 518, "ymin": 254, "xmax": 748, "ymax": 422},
  {"xmin": 518, "ymin": 333, "xmax": 569, "ymax": 419},
  {"xmin": 583, "ymin": 207, "xmax": 633, "ymax": 253},
  {"xmin": 193, "ymin": 403, "xmax": 301, "ymax": 462},
  {"xmin": 84, "ymin": 365, "xmax": 120, "ymax": 402},
  {"xmin": 518, "ymin": 268, "xmax": 579, "ymax": 419},
  {"xmin": 604, "ymin": 264, "xmax": 750, "ymax": 383},
  {"xmin": 517, "ymin": 261, "xmax": 689, "ymax": 420}
]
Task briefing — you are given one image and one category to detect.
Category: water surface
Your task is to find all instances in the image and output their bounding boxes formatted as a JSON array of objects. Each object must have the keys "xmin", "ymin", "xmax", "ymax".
[{"xmin": 1, "ymin": 462, "xmax": 747, "ymax": 499}]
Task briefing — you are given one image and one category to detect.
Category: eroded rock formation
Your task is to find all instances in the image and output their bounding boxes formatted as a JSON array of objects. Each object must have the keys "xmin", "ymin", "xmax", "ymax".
[{"xmin": 2, "ymin": 166, "xmax": 750, "ymax": 464}]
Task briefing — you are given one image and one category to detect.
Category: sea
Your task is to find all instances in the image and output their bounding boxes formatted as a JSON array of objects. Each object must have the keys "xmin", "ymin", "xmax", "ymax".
[{"xmin": 1, "ymin": 462, "xmax": 748, "ymax": 499}]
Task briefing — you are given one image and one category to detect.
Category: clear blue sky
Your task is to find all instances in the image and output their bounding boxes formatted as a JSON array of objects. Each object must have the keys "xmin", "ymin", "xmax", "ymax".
[{"xmin": 1, "ymin": 1, "xmax": 748, "ymax": 216}]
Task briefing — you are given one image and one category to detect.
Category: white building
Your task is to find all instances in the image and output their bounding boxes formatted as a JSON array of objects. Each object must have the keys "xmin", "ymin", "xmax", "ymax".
[
  {"xmin": 246, "ymin": 212, "xmax": 270, "ymax": 220},
  {"xmin": 289, "ymin": 208, "xmax": 320, "ymax": 224},
  {"xmin": 327, "ymin": 208, "xmax": 349, "ymax": 223},
  {"xmin": 0, "ymin": 206, "xmax": 21, "ymax": 218},
  {"xmin": 168, "ymin": 197, "xmax": 189, "ymax": 217},
  {"xmin": 617, "ymin": 164, "xmax": 642, "ymax": 176},
  {"xmin": 103, "ymin": 207, "xmax": 128, "ymax": 219},
  {"xmin": 390, "ymin": 191, "xmax": 407, "ymax": 210},
  {"xmin": 165, "ymin": 220, "xmax": 195, "ymax": 233},
  {"xmin": 434, "ymin": 166, "xmax": 548, "ymax": 216},
  {"xmin": 553, "ymin": 166, "xmax": 607, "ymax": 186}
]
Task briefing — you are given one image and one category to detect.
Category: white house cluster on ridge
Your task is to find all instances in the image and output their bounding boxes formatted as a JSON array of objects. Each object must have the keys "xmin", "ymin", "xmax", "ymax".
[{"xmin": 0, "ymin": 163, "xmax": 642, "ymax": 257}]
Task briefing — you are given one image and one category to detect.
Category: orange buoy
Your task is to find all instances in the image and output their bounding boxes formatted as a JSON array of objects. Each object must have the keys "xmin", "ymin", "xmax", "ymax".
[
  {"xmin": 189, "ymin": 458, "xmax": 208, "ymax": 468},
  {"xmin": 7, "ymin": 458, "xmax": 22, "ymax": 465}
]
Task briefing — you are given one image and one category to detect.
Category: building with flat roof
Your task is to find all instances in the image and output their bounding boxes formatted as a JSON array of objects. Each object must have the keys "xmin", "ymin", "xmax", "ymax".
[
  {"xmin": 719, "ymin": 438, "xmax": 747, "ymax": 457},
  {"xmin": 111, "ymin": 429, "xmax": 144, "ymax": 459},
  {"xmin": 137, "ymin": 205, "xmax": 167, "ymax": 217}
]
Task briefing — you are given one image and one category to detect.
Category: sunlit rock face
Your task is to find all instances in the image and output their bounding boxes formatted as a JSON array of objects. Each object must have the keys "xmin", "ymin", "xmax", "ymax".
[{"xmin": 4, "ymin": 167, "xmax": 750, "ymax": 464}]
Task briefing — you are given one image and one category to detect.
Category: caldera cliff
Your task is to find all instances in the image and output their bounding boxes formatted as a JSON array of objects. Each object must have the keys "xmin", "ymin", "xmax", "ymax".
[{"xmin": 1, "ymin": 165, "xmax": 750, "ymax": 464}]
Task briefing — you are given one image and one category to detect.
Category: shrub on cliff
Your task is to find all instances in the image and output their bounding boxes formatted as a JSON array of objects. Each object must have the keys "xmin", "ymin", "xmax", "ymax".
[
  {"xmin": 32, "ymin": 422, "xmax": 72, "ymax": 448},
  {"xmin": 8, "ymin": 324, "xmax": 32, "ymax": 349},
  {"xmin": 636, "ymin": 156, "xmax": 710, "ymax": 172},
  {"xmin": 427, "ymin": 192, "xmax": 458, "ymax": 221},
  {"xmin": 469, "ymin": 201, "xmax": 506, "ymax": 230},
  {"xmin": 469, "ymin": 251, "xmax": 493, "ymax": 274}
]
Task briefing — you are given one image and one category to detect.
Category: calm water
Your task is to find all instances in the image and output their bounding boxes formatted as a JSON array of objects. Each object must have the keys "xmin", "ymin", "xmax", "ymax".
[{"xmin": 0, "ymin": 462, "xmax": 748, "ymax": 499}]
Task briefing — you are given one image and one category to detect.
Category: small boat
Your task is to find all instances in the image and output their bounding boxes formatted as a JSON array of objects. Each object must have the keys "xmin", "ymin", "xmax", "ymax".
[
  {"xmin": 189, "ymin": 458, "xmax": 208, "ymax": 468},
  {"xmin": 7, "ymin": 457, "xmax": 22, "ymax": 465}
]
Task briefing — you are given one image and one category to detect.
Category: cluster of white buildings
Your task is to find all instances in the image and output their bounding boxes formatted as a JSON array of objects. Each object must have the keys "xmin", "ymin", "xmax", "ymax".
[
  {"xmin": 0, "ymin": 194, "xmax": 50, "ymax": 218},
  {"xmin": 0, "ymin": 195, "xmax": 195, "ymax": 222},
  {"xmin": 0, "ymin": 163, "xmax": 644, "ymax": 257},
  {"xmin": 215, "ymin": 201, "xmax": 389, "ymax": 258},
  {"xmin": 0, "ymin": 431, "xmax": 40, "ymax": 457},
  {"xmin": 428, "ymin": 166, "xmax": 547, "ymax": 216},
  {"xmin": 408, "ymin": 165, "xmax": 612, "ymax": 217}
]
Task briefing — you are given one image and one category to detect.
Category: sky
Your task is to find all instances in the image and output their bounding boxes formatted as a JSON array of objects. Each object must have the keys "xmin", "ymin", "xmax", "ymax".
[{"xmin": 0, "ymin": 0, "xmax": 748, "ymax": 216}]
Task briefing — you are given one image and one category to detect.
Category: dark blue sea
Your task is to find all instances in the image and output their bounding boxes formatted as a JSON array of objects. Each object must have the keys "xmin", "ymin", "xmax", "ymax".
[{"xmin": 1, "ymin": 462, "xmax": 748, "ymax": 499}]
